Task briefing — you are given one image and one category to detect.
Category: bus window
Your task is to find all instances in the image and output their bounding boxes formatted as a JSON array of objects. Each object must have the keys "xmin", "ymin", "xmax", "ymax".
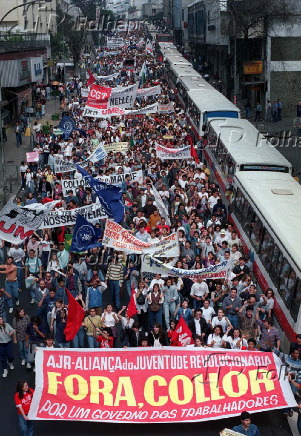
[
  {"xmin": 290, "ymin": 279, "xmax": 301, "ymax": 322},
  {"xmin": 233, "ymin": 188, "xmax": 244, "ymax": 219},
  {"xmin": 250, "ymin": 215, "xmax": 263, "ymax": 253},
  {"xmin": 278, "ymin": 260, "xmax": 295, "ymax": 308},
  {"xmin": 242, "ymin": 201, "xmax": 253, "ymax": 235},
  {"xmin": 270, "ymin": 245, "xmax": 281, "ymax": 286},
  {"xmin": 259, "ymin": 229, "xmax": 274, "ymax": 272}
]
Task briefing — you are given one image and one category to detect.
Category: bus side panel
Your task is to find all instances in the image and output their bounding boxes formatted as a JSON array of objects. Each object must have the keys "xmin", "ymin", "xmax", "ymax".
[{"xmin": 229, "ymin": 212, "xmax": 296, "ymax": 347}]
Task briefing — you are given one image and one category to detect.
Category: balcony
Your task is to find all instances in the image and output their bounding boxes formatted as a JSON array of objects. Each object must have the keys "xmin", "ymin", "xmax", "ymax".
[{"xmin": 0, "ymin": 32, "xmax": 50, "ymax": 51}]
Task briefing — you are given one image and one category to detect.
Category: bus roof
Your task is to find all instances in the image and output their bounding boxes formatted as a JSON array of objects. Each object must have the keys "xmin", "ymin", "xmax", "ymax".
[
  {"xmin": 234, "ymin": 171, "xmax": 301, "ymax": 271},
  {"xmin": 187, "ymin": 88, "xmax": 240, "ymax": 114},
  {"xmin": 164, "ymin": 54, "xmax": 192, "ymax": 67},
  {"xmin": 208, "ymin": 118, "xmax": 291, "ymax": 169},
  {"xmin": 170, "ymin": 67, "xmax": 212, "ymax": 90}
]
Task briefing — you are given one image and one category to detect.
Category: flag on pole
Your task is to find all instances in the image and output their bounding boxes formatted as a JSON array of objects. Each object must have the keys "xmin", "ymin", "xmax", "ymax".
[
  {"xmin": 190, "ymin": 144, "xmax": 200, "ymax": 164},
  {"xmin": 70, "ymin": 214, "xmax": 102, "ymax": 252},
  {"xmin": 126, "ymin": 284, "xmax": 138, "ymax": 318},
  {"xmin": 76, "ymin": 164, "xmax": 125, "ymax": 223},
  {"xmin": 151, "ymin": 183, "xmax": 171, "ymax": 226},
  {"xmin": 169, "ymin": 316, "xmax": 193, "ymax": 347},
  {"xmin": 64, "ymin": 289, "xmax": 86, "ymax": 341},
  {"xmin": 87, "ymin": 69, "xmax": 96, "ymax": 86}
]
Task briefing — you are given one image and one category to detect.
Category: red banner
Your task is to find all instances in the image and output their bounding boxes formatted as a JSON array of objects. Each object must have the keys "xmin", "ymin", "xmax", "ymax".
[
  {"xmin": 87, "ymin": 84, "xmax": 112, "ymax": 109},
  {"xmin": 29, "ymin": 348, "xmax": 296, "ymax": 423}
]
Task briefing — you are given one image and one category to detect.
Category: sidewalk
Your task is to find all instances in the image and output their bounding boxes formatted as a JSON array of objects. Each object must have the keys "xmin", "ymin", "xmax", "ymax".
[{"xmin": 0, "ymin": 96, "xmax": 61, "ymax": 207}]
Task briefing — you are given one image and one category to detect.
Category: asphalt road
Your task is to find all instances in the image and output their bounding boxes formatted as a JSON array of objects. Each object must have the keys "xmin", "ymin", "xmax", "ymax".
[{"xmin": 0, "ymin": 283, "xmax": 294, "ymax": 436}]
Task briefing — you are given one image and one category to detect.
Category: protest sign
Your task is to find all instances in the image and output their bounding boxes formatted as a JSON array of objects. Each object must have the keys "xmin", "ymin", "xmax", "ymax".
[
  {"xmin": 103, "ymin": 142, "xmax": 129, "ymax": 153},
  {"xmin": 41, "ymin": 202, "xmax": 107, "ymax": 228},
  {"xmin": 100, "ymin": 170, "xmax": 143, "ymax": 185},
  {"xmin": 155, "ymin": 144, "xmax": 191, "ymax": 160},
  {"xmin": 141, "ymin": 256, "xmax": 231, "ymax": 279},
  {"xmin": 103, "ymin": 220, "xmax": 179, "ymax": 256},
  {"xmin": 0, "ymin": 199, "xmax": 57, "ymax": 243},
  {"xmin": 29, "ymin": 347, "xmax": 296, "ymax": 423}
]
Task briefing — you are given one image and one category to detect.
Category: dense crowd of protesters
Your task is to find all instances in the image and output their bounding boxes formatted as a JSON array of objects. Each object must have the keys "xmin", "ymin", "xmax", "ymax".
[{"xmin": 0, "ymin": 28, "xmax": 300, "ymax": 436}]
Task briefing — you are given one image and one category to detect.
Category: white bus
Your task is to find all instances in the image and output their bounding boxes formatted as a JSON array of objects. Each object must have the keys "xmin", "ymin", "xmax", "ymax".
[
  {"xmin": 164, "ymin": 54, "xmax": 192, "ymax": 70},
  {"xmin": 231, "ymin": 171, "xmax": 301, "ymax": 351},
  {"xmin": 186, "ymin": 89, "xmax": 240, "ymax": 137},
  {"xmin": 204, "ymin": 118, "xmax": 292, "ymax": 192}
]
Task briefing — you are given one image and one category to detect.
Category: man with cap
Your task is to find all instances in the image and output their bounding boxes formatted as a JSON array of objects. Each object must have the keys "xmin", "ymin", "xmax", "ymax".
[
  {"xmin": 232, "ymin": 411, "xmax": 261, "ymax": 435},
  {"xmin": 214, "ymin": 229, "xmax": 229, "ymax": 246}
]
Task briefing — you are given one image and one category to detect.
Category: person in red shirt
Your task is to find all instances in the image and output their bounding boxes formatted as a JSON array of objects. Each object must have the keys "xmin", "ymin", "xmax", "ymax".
[
  {"xmin": 14, "ymin": 380, "xmax": 34, "ymax": 436},
  {"xmin": 96, "ymin": 327, "xmax": 114, "ymax": 348}
]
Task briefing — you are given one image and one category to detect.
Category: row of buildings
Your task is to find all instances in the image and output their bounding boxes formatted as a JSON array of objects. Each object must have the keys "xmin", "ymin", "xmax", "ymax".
[{"xmin": 162, "ymin": 0, "xmax": 301, "ymax": 116}]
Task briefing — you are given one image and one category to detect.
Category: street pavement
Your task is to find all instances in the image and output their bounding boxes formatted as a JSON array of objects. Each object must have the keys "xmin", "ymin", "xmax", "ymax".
[{"xmin": 0, "ymin": 97, "xmax": 61, "ymax": 207}]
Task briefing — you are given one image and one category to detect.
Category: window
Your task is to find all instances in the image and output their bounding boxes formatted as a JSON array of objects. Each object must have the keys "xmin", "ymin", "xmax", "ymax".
[
  {"xmin": 269, "ymin": 245, "xmax": 281, "ymax": 286},
  {"xmin": 290, "ymin": 279, "xmax": 301, "ymax": 322},
  {"xmin": 250, "ymin": 215, "xmax": 263, "ymax": 253},
  {"xmin": 259, "ymin": 229, "xmax": 274, "ymax": 272}
]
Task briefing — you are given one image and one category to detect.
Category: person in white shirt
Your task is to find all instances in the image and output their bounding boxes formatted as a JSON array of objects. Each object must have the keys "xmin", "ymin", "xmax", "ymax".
[
  {"xmin": 201, "ymin": 299, "xmax": 215, "ymax": 323},
  {"xmin": 230, "ymin": 244, "xmax": 242, "ymax": 265},
  {"xmin": 222, "ymin": 327, "xmax": 248, "ymax": 349},
  {"xmin": 228, "ymin": 231, "xmax": 242, "ymax": 249},
  {"xmin": 214, "ymin": 229, "xmax": 229, "ymax": 246},
  {"xmin": 149, "ymin": 274, "xmax": 164, "ymax": 291},
  {"xmin": 211, "ymin": 309, "xmax": 232, "ymax": 333},
  {"xmin": 208, "ymin": 191, "xmax": 219, "ymax": 211},
  {"xmin": 190, "ymin": 278, "xmax": 209, "ymax": 309}
]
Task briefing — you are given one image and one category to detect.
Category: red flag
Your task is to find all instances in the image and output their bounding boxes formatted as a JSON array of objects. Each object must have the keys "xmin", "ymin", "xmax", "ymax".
[
  {"xmin": 65, "ymin": 289, "xmax": 85, "ymax": 341},
  {"xmin": 126, "ymin": 284, "xmax": 138, "ymax": 319},
  {"xmin": 169, "ymin": 316, "xmax": 193, "ymax": 347},
  {"xmin": 87, "ymin": 69, "xmax": 96, "ymax": 87},
  {"xmin": 190, "ymin": 144, "xmax": 200, "ymax": 164}
]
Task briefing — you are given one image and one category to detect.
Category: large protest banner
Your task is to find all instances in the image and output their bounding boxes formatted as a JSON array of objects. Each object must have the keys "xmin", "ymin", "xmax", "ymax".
[
  {"xmin": 29, "ymin": 347, "xmax": 296, "ymax": 423},
  {"xmin": 0, "ymin": 200, "xmax": 58, "ymax": 244},
  {"xmin": 142, "ymin": 256, "xmax": 231, "ymax": 279},
  {"xmin": 155, "ymin": 144, "xmax": 191, "ymax": 160},
  {"xmin": 83, "ymin": 103, "xmax": 158, "ymax": 118},
  {"xmin": 41, "ymin": 202, "xmax": 107, "ymax": 228},
  {"xmin": 103, "ymin": 142, "xmax": 129, "ymax": 153},
  {"xmin": 100, "ymin": 170, "xmax": 144, "ymax": 185},
  {"xmin": 103, "ymin": 219, "xmax": 179, "ymax": 256},
  {"xmin": 137, "ymin": 85, "xmax": 161, "ymax": 97},
  {"xmin": 61, "ymin": 178, "xmax": 90, "ymax": 196}
]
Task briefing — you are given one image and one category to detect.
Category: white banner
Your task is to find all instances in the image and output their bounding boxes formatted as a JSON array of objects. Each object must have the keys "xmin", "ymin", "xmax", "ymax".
[
  {"xmin": 54, "ymin": 160, "xmax": 76, "ymax": 173},
  {"xmin": 137, "ymin": 85, "xmax": 161, "ymax": 97},
  {"xmin": 158, "ymin": 102, "xmax": 175, "ymax": 114},
  {"xmin": 151, "ymin": 183, "xmax": 171, "ymax": 226},
  {"xmin": 83, "ymin": 103, "xmax": 158, "ymax": 118},
  {"xmin": 107, "ymin": 37, "xmax": 124, "ymax": 48},
  {"xmin": 155, "ymin": 144, "xmax": 191, "ymax": 160},
  {"xmin": 61, "ymin": 178, "xmax": 90, "ymax": 196},
  {"xmin": 81, "ymin": 88, "xmax": 89, "ymax": 98},
  {"xmin": 109, "ymin": 83, "xmax": 139, "ymax": 109},
  {"xmin": 97, "ymin": 72, "xmax": 119, "ymax": 81},
  {"xmin": 103, "ymin": 220, "xmax": 179, "ymax": 256},
  {"xmin": 141, "ymin": 257, "xmax": 231, "ymax": 279},
  {"xmin": 41, "ymin": 202, "xmax": 107, "ymax": 228},
  {"xmin": 0, "ymin": 200, "xmax": 58, "ymax": 243},
  {"xmin": 100, "ymin": 170, "xmax": 144, "ymax": 186},
  {"xmin": 103, "ymin": 142, "xmax": 129, "ymax": 153}
]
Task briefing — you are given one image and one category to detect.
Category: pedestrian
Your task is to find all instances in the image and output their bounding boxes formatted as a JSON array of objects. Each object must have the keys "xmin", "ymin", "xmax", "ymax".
[
  {"xmin": 232, "ymin": 411, "xmax": 261, "ymax": 435},
  {"xmin": 245, "ymin": 99, "xmax": 251, "ymax": 119},
  {"xmin": 15, "ymin": 122, "xmax": 23, "ymax": 147},
  {"xmin": 266, "ymin": 99, "xmax": 272, "ymax": 121},
  {"xmin": 254, "ymin": 102, "xmax": 262, "ymax": 122},
  {"xmin": 0, "ymin": 256, "xmax": 19, "ymax": 313},
  {"xmin": 277, "ymin": 98, "xmax": 282, "ymax": 121},
  {"xmin": 297, "ymin": 102, "xmax": 301, "ymax": 118},
  {"xmin": 0, "ymin": 315, "xmax": 15, "ymax": 377},
  {"xmin": 14, "ymin": 380, "xmax": 34, "ymax": 436},
  {"xmin": 273, "ymin": 101, "xmax": 278, "ymax": 122},
  {"xmin": 12, "ymin": 308, "xmax": 30, "ymax": 366}
]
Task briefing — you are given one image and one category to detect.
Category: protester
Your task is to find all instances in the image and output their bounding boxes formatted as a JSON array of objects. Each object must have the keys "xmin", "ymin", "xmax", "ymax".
[{"xmin": 14, "ymin": 380, "xmax": 34, "ymax": 436}]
